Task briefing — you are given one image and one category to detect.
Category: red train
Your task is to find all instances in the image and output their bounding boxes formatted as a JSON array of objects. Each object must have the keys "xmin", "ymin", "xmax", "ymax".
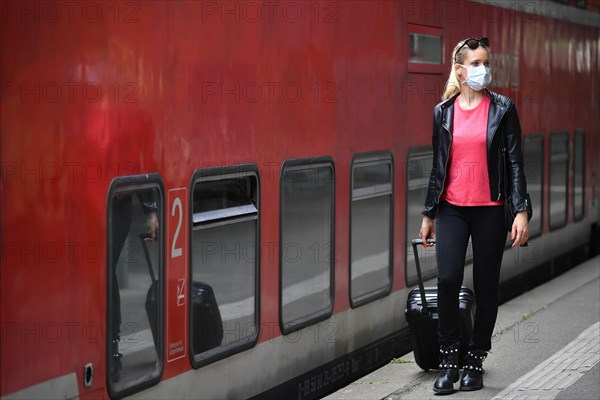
[{"xmin": 1, "ymin": 1, "xmax": 599, "ymax": 399}]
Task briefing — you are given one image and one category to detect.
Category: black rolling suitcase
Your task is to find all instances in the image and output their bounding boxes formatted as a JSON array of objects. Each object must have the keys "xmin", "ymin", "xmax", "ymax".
[
  {"xmin": 405, "ymin": 238, "xmax": 475, "ymax": 371},
  {"xmin": 140, "ymin": 234, "xmax": 161, "ymax": 354},
  {"xmin": 140, "ymin": 234, "xmax": 224, "ymax": 355},
  {"xmin": 191, "ymin": 281, "xmax": 223, "ymax": 353}
]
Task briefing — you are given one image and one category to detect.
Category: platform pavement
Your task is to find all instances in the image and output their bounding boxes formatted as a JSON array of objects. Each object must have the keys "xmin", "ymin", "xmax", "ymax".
[{"xmin": 323, "ymin": 255, "xmax": 600, "ymax": 400}]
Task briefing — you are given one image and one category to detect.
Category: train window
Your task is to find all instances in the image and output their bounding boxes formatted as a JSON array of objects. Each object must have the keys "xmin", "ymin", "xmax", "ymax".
[
  {"xmin": 523, "ymin": 135, "xmax": 544, "ymax": 237},
  {"xmin": 550, "ymin": 132, "xmax": 569, "ymax": 229},
  {"xmin": 573, "ymin": 130, "xmax": 585, "ymax": 221},
  {"xmin": 280, "ymin": 158, "xmax": 334, "ymax": 334},
  {"xmin": 409, "ymin": 33, "xmax": 442, "ymax": 64},
  {"xmin": 405, "ymin": 147, "xmax": 437, "ymax": 286},
  {"xmin": 107, "ymin": 174, "xmax": 164, "ymax": 398},
  {"xmin": 350, "ymin": 152, "xmax": 393, "ymax": 307},
  {"xmin": 190, "ymin": 166, "xmax": 259, "ymax": 368},
  {"xmin": 407, "ymin": 24, "xmax": 444, "ymax": 74}
]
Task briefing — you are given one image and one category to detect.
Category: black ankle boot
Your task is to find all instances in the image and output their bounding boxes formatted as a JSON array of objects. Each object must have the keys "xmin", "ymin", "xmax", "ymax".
[
  {"xmin": 459, "ymin": 350, "xmax": 486, "ymax": 391},
  {"xmin": 433, "ymin": 342, "xmax": 460, "ymax": 394}
]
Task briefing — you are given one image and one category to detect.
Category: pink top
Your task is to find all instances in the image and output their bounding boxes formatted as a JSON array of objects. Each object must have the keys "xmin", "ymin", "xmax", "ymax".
[{"xmin": 440, "ymin": 95, "xmax": 503, "ymax": 206}]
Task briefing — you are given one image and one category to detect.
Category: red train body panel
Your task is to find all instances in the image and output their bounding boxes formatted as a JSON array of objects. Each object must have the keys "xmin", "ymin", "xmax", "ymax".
[{"xmin": 1, "ymin": 1, "xmax": 599, "ymax": 399}]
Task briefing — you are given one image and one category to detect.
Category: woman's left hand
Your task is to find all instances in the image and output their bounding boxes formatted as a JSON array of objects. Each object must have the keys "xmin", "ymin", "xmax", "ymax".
[{"xmin": 511, "ymin": 211, "xmax": 529, "ymax": 248}]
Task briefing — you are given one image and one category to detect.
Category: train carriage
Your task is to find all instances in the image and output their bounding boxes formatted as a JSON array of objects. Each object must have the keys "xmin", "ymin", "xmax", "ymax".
[{"xmin": 1, "ymin": 1, "xmax": 599, "ymax": 399}]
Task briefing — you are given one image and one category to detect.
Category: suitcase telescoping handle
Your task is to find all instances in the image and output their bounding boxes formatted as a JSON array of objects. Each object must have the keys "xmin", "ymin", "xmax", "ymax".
[
  {"xmin": 411, "ymin": 238, "xmax": 436, "ymax": 315},
  {"xmin": 139, "ymin": 233, "xmax": 158, "ymax": 284}
]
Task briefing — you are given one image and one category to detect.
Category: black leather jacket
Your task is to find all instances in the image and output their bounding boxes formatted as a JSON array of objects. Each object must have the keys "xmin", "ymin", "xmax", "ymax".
[{"xmin": 422, "ymin": 89, "xmax": 528, "ymax": 219}]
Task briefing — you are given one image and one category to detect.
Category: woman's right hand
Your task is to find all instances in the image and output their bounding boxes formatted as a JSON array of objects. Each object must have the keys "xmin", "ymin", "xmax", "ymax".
[
  {"xmin": 147, "ymin": 211, "xmax": 159, "ymax": 240},
  {"xmin": 419, "ymin": 216, "xmax": 435, "ymax": 247}
]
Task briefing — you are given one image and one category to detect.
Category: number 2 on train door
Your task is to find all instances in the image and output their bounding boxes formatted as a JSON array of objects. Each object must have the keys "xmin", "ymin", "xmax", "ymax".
[{"xmin": 167, "ymin": 188, "xmax": 188, "ymax": 362}]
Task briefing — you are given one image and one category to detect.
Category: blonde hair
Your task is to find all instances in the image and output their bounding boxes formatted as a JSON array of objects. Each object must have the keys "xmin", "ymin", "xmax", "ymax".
[{"xmin": 442, "ymin": 38, "xmax": 491, "ymax": 100}]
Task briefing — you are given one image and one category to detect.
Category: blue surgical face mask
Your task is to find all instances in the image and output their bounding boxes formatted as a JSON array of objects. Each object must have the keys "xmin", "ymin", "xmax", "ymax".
[{"xmin": 459, "ymin": 64, "xmax": 492, "ymax": 91}]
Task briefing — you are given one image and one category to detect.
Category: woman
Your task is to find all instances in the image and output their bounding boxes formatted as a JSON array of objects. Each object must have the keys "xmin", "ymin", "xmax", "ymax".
[{"xmin": 419, "ymin": 37, "xmax": 529, "ymax": 394}]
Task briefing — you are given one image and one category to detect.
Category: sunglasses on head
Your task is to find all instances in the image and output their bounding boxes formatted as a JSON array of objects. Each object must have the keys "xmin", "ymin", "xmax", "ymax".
[{"xmin": 454, "ymin": 37, "xmax": 489, "ymax": 61}]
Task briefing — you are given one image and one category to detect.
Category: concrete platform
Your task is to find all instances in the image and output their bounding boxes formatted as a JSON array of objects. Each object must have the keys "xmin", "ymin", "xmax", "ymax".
[{"xmin": 324, "ymin": 256, "xmax": 600, "ymax": 400}]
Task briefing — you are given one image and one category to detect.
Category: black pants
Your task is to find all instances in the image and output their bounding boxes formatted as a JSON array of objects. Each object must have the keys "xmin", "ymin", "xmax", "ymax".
[
  {"xmin": 435, "ymin": 201, "xmax": 506, "ymax": 351},
  {"xmin": 110, "ymin": 195, "xmax": 133, "ymax": 340}
]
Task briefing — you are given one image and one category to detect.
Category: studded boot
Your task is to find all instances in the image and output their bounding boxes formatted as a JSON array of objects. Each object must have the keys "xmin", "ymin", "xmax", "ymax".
[
  {"xmin": 433, "ymin": 342, "xmax": 460, "ymax": 394},
  {"xmin": 459, "ymin": 349, "xmax": 487, "ymax": 391}
]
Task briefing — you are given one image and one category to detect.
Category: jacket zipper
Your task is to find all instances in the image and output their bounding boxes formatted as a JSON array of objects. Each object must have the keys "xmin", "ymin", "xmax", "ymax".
[
  {"xmin": 435, "ymin": 131, "xmax": 452, "ymax": 216},
  {"xmin": 492, "ymin": 104, "xmax": 509, "ymax": 201},
  {"xmin": 498, "ymin": 147, "xmax": 504, "ymax": 201}
]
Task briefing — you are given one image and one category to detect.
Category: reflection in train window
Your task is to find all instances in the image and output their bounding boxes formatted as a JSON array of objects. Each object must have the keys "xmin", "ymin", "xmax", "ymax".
[
  {"xmin": 405, "ymin": 147, "xmax": 437, "ymax": 286},
  {"xmin": 523, "ymin": 135, "xmax": 544, "ymax": 237},
  {"xmin": 107, "ymin": 176, "xmax": 163, "ymax": 398},
  {"xmin": 350, "ymin": 153, "xmax": 393, "ymax": 307},
  {"xmin": 190, "ymin": 167, "xmax": 259, "ymax": 367},
  {"xmin": 550, "ymin": 132, "xmax": 569, "ymax": 229},
  {"xmin": 280, "ymin": 159, "xmax": 334, "ymax": 334},
  {"xmin": 573, "ymin": 130, "xmax": 585, "ymax": 221}
]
